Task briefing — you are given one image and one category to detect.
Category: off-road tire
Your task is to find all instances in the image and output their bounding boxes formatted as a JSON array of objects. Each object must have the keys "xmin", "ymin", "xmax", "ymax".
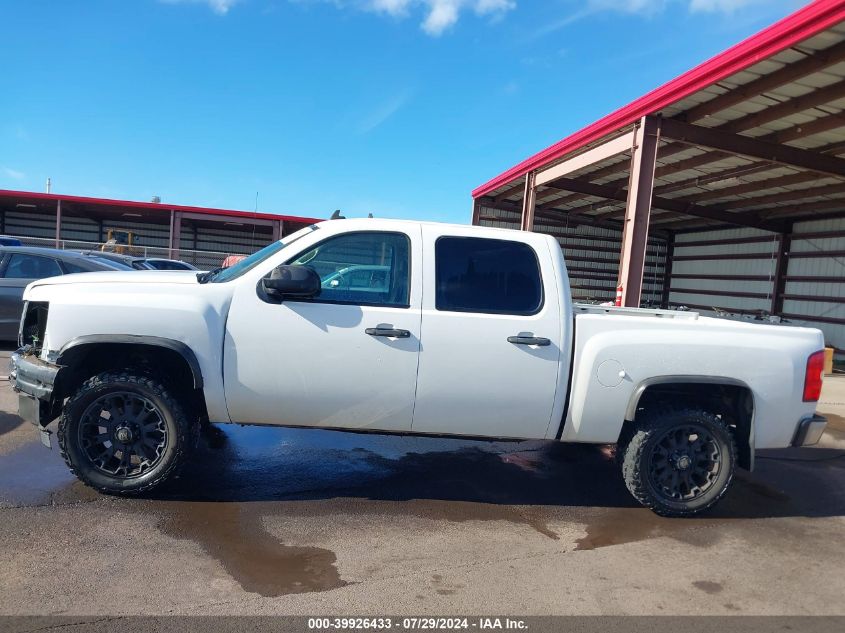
[
  {"xmin": 58, "ymin": 371, "xmax": 195, "ymax": 495},
  {"xmin": 620, "ymin": 407, "xmax": 736, "ymax": 517}
]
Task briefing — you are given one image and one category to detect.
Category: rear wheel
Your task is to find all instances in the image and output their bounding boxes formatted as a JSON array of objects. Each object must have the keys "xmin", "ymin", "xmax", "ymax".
[
  {"xmin": 619, "ymin": 408, "xmax": 736, "ymax": 517},
  {"xmin": 58, "ymin": 371, "xmax": 195, "ymax": 495}
]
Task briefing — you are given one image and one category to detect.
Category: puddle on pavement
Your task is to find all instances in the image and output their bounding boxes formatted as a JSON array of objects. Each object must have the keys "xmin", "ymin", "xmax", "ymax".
[
  {"xmin": 403, "ymin": 499, "xmax": 559, "ymax": 540},
  {"xmin": 156, "ymin": 500, "xmax": 348, "ymax": 597},
  {"xmin": 0, "ymin": 440, "xmax": 99, "ymax": 506},
  {"xmin": 574, "ymin": 507, "xmax": 723, "ymax": 551}
]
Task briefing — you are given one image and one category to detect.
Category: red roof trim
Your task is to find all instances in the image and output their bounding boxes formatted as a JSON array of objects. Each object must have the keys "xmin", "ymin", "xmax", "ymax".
[
  {"xmin": 472, "ymin": 0, "xmax": 845, "ymax": 199},
  {"xmin": 0, "ymin": 189, "xmax": 322, "ymax": 224}
]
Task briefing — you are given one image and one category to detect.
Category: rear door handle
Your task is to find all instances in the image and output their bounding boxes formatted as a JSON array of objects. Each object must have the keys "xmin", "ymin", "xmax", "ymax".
[
  {"xmin": 366, "ymin": 327, "xmax": 411, "ymax": 338},
  {"xmin": 508, "ymin": 335, "xmax": 551, "ymax": 346}
]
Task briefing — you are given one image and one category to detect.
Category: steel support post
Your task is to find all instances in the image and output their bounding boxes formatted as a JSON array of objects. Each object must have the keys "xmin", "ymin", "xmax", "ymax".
[
  {"xmin": 618, "ymin": 116, "xmax": 661, "ymax": 307},
  {"xmin": 771, "ymin": 222, "xmax": 794, "ymax": 315},
  {"xmin": 521, "ymin": 171, "xmax": 537, "ymax": 232},
  {"xmin": 169, "ymin": 210, "xmax": 182, "ymax": 259},
  {"xmin": 55, "ymin": 200, "xmax": 62, "ymax": 248},
  {"xmin": 660, "ymin": 233, "xmax": 675, "ymax": 309}
]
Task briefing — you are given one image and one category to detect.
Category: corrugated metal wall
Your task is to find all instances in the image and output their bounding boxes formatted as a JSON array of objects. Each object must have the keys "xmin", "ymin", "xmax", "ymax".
[
  {"xmin": 669, "ymin": 227, "xmax": 781, "ymax": 313},
  {"xmin": 782, "ymin": 217, "xmax": 845, "ymax": 352},
  {"xmin": 478, "ymin": 205, "xmax": 669, "ymax": 304},
  {"xmin": 668, "ymin": 218, "xmax": 845, "ymax": 354}
]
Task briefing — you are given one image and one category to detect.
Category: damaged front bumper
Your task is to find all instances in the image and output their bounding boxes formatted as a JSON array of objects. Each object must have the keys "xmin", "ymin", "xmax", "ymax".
[{"xmin": 10, "ymin": 348, "xmax": 60, "ymax": 428}]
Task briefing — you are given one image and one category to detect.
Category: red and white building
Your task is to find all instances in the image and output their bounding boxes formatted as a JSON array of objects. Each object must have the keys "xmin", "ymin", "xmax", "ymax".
[{"xmin": 0, "ymin": 189, "xmax": 320, "ymax": 269}]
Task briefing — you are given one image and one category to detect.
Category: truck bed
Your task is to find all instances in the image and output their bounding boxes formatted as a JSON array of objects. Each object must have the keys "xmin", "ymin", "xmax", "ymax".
[{"xmin": 573, "ymin": 303, "xmax": 700, "ymax": 320}]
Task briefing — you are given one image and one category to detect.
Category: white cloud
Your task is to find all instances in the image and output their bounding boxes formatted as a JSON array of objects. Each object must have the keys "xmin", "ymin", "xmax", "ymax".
[
  {"xmin": 358, "ymin": 90, "xmax": 412, "ymax": 133},
  {"xmin": 588, "ymin": 0, "xmax": 667, "ymax": 13},
  {"xmin": 159, "ymin": 0, "xmax": 242, "ymax": 15},
  {"xmin": 364, "ymin": 0, "xmax": 514, "ymax": 36},
  {"xmin": 534, "ymin": 0, "xmax": 786, "ymax": 38},
  {"xmin": 689, "ymin": 0, "xmax": 759, "ymax": 12},
  {"xmin": 161, "ymin": 0, "xmax": 514, "ymax": 34},
  {"xmin": 1, "ymin": 167, "xmax": 25, "ymax": 181},
  {"xmin": 368, "ymin": 0, "xmax": 413, "ymax": 16},
  {"xmin": 588, "ymin": 0, "xmax": 772, "ymax": 15}
]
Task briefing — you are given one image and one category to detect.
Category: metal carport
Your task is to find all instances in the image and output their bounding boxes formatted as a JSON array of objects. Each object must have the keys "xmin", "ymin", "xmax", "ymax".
[{"xmin": 471, "ymin": 0, "xmax": 845, "ymax": 355}]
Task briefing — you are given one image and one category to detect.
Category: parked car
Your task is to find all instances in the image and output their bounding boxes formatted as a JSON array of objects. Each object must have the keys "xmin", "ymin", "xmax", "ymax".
[
  {"xmin": 11, "ymin": 219, "xmax": 827, "ymax": 517},
  {"xmin": 142, "ymin": 258, "xmax": 198, "ymax": 271},
  {"xmin": 82, "ymin": 252, "xmax": 198, "ymax": 271},
  {"xmin": 0, "ymin": 246, "xmax": 129, "ymax": 341},
  {"xmin": 81, "ymin": 252, "xmax": 152, "ymax": 270},
  {"xmin": 0, "ymin": 236, "xmax": 23, "ymax": 246}
]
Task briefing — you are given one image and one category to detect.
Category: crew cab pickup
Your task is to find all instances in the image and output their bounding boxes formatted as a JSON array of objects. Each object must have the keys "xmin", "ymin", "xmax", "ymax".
[{"xmin": 11, "ymin": 219, "xmax": 828, "ymax": 516}]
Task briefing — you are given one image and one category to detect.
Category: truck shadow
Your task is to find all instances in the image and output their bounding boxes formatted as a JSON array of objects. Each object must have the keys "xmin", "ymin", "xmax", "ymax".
[{"xmin": 154, "ymin": 424, "xmax": 845, "ymax": 520}]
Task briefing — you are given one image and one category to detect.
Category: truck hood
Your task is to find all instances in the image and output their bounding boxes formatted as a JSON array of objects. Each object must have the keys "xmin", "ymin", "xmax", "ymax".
[{"xmin": 27, "ymin": 271, "xmax": 201, "ymax": 289}]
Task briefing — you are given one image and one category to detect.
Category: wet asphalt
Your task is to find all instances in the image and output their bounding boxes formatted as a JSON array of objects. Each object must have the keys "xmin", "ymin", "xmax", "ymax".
[{"xmin": 1, "ymin": 346, "xmax": 845, "ymax": 615}]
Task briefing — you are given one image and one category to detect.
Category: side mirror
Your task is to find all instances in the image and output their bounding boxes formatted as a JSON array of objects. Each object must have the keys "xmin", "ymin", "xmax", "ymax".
[{"xmin": 262, "ymin": 265, "xmax": 321, "ymax": 300}]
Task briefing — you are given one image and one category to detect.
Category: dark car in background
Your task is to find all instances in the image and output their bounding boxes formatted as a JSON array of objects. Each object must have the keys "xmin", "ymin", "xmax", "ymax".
[
  {"xmin": 82, "ymin": 252, "xmax": 198, "ymax": 271},
  {"xmin": 142, "ymin": 258, "xmax": 198, "ymax": 271},
  {"xmin": 0, "ymin": 247, "xmax": 129, "ymax": 341},
  {"xmin": 81, "ymin": 252, "xmax": 151, "ymax": 270}
]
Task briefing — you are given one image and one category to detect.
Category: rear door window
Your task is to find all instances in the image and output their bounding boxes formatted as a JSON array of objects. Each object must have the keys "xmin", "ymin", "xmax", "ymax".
[
  {"xmin": 3, "ymin": 254, "xmax": 63, "ymax": 279},
  {"xmin": 435, "ymin": 237, "xmax": 543, "ymax": 315},
  {"xmin": 62, "ymin": 261, "xmax": 90, "ymax": 274}
]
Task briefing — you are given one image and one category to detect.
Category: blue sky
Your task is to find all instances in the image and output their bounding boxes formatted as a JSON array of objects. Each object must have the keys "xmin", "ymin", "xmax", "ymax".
[{"xmin": 2, "ymin": 0, "xmax": 805, "ymax": 223}]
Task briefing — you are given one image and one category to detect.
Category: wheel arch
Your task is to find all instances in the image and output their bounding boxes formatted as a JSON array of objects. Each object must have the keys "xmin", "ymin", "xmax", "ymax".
[
  {"xmin": 51, "ymin": 336, "xmax": 206, "ymax": 423},
  {"xmin": 57, "ymin": 335, "xmax": 203, "ymax": 388},
  {"xmin": 624, "ymin": 376, "xmax": 755, "ymax": 471}
]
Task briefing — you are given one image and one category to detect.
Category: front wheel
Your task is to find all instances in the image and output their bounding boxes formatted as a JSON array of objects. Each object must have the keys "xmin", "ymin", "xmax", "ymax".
[
  {"xmin": 58, "ymin": 371, "xmax": 195, "ymax": 495},
  {"xmin": 619, "ymin": 408, "xmax": 736, "ymax": 517}
]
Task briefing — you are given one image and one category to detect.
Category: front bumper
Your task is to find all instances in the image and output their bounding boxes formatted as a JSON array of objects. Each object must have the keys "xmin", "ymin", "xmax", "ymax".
[
  {"xmin": 10, "ymin": 348, "xmax": 60, "ymax": 427},
  {"xmin": 792, "ymin": 414, "xmax": 828, "ymax": 447}
]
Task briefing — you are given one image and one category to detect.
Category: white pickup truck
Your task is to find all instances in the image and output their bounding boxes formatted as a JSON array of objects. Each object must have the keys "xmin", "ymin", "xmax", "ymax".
[{"xmin": 11, "ymin": 219, "xmax": 828, "ymax": 516}]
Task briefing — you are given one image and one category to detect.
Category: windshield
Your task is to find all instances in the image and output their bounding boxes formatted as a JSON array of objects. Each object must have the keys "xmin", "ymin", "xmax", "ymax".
[
  {"xmin": 86, "ymin": 256, "xmax": 134, "ymax": 271},
  {"xmin": 209, "ymin": 225, "xmax": 319, "ymax": 283}
]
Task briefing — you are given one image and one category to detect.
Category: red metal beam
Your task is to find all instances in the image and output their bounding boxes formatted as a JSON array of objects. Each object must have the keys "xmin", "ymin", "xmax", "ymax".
[
  {"xmin": 781, "ymin": 312, "xmax": 845, "ymax": 325},
  {"xmin": 670, "ymin": 287, "xmax": 771, "ymax": 300},
  {"xmin": 721, "ymin": 78, "xmax": 845, "ymax": 134},
  {"xmin": 521, "ymin": 172, "xmax": 537, "ymax": 231},
  {"xmin": 55, "ymin": 200, "xmax": 62, "ymax": 248},
  {"xmin": 672, "ymin": 252, "xmax": 777, "ymax": 261},
  {"xmin": 771, "ymin": 225, "xmax": 793, "ymax": 314},
  {"xmin": 660, "ymin": 118, "xmax": 845, "ymax": 178},
  {"xmin": 618, "ymin": 116, "xmax": 661, "ymax": 307},
  {"xmin": 660, "ymin": 233, "xmax": 675, "ymax": 309},
  {"xmin": 671, "ymin": 273, "xmax": 773, "ymax": 282},
  {"xmin": 0, "ymin": 189, "xmax": 321, "ymax": 225},
  {"xmin": 544, "ymin": 174, "xmax": 785, "ymax": 232},
  {"xmin": 714, "ymin": 183, "xmax": 845, "ymax": 211},
  {"xmin": 681, "ymin": 39, "xmax": 845, "ymax": 122}
]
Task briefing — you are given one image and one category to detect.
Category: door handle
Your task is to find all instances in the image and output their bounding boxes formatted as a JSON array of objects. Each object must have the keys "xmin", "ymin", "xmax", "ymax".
[
  {"xmin": 508, "ymin": 335, "xmax": 551, "ymax": 346},
  {"xmin": 366, "ymin": 327, "xmax": 411, "ymax": 338}
]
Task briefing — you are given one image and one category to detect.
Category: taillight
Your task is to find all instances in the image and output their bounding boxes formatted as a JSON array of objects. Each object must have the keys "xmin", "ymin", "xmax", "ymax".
[{"xmin": 803, "ymin": 350, "xmax": 825, "ymax": 402}]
